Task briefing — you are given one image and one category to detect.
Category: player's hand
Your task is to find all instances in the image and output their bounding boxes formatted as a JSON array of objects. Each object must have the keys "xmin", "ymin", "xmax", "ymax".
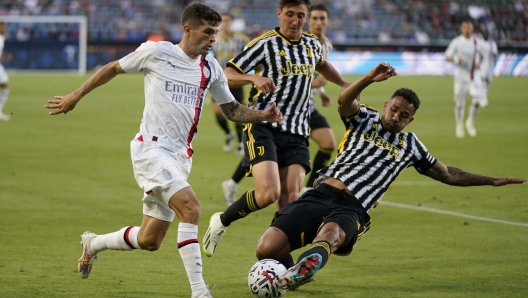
[
  {"xmin": 45, "ymin": 93, "xmax": 81, "ymax": 115},
  {"xmin": 263, "ymin": 102, "xmax": 282, "ymax": 124},
  {"xmin": 320, "ymin": 92, "xmax": 331, "ymax": 107},
  {"xmin": 368, "ymin": 62, "xmax": 397, "ymax": 82},
  {"xmin": 253, "ymin": 76, "xmax": 276, "ymax": 96},
  {"xmin": 491, "ymin": 177, "xmax": 526, "ymax": 186},
  {"xmin": 312, "ymin": 76, "xmax": 326, "ymax": 88}
]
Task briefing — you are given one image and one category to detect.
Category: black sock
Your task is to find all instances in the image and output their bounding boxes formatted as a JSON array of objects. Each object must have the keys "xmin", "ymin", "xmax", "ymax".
[
  {"xmin": 235, "ymin": 122, "xmax": 244, "ymax": 142},
  {"xmin": 220, "ymin": 190, "xmax": 261, "ymax": 226},
  {"xmin": 280, "ymin": 253, "xmax": 295, "ymax": 268},
  {"xmin": 231, "ymin": 159, "xmax": 247, "ymax": 183},
  {"xmin": 216, "ymin": 114, "xmax": 230, "ymax": 135},
  {"xmin": 306, "ymin": 148, "xmax": 333, "ymax": 188},
  {"xmin": 296, "ymin": 241, "xmax": 331, "ymax": 270}
]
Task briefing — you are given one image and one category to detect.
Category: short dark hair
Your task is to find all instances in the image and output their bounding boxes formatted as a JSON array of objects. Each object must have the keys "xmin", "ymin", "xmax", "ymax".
[
  {"xmin": 309, "ymin": 3, "xmax": 330, "ymax": 17},
  {"xmin": 181, "ymin": 2, "xmax": 222, "ymax": 28},
  {"xmin": 278, "ymin": 0, "xmax": 311, "ymax": 10},
  {"xmin": 391, "ymin": 88, "xmax": 420, "ymax": 111}
]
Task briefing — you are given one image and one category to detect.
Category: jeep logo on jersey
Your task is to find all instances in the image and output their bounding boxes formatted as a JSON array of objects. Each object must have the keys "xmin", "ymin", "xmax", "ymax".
[
  {"xmin": 279, "ymin": 60, "xmax": 313, "ymax": 78},
  {"xmin": 362, "ymin": 131, "xmax": 403, "ymax": 160}
]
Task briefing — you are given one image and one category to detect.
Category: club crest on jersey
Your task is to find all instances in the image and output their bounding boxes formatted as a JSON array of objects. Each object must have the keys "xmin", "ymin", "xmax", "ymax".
[
  {"xmin": 362, "ymin": 131, "xmax": 402, "ymax": 160},
  {"xmin": 202, "ymin": 66, "xmax": 211, "ymax": 79},
  {"xmin": 279, "ymin": 60, "xmax": 313, "ymax": 78}
]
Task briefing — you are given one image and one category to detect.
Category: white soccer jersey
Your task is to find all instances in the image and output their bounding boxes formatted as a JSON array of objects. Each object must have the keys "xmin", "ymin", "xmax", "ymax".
[
  {"xmin": 445, "ymin": 35, "xmax": 487, "ymax": 80},
  {"xmin": 119, "ymin": 41, "xmax": 235, "ymax": 158},
  {"xmin": 480, "ymin": 38, "xmax": 498, "ymax": 81}
]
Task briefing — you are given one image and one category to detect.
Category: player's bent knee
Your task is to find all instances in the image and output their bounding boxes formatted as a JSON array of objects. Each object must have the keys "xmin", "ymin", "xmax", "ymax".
[
  {"xmin": 255, "ymin": 188, "xmax": 280, "ymax": 206},
  {"xmin": 138, "ymin": 236, "xmax": 163, "ymax": 251}
]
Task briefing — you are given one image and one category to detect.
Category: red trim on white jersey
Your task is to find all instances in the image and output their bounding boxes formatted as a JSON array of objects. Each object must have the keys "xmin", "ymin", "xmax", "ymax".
[{"xmin": 186, "ymin": 56, "xmax": 210, "ymax": 157}]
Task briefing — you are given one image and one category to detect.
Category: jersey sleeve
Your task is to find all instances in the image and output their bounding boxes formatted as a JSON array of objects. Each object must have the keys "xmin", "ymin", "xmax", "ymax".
[
  {"xmin": 409, "ymin": 133, "xmax": 437, "ymax": 174},
  {"xmin": 313, "ymin": 38, "xmax": 325, "ymax": 66},
  {"xmin": 445, "ymin": 38, "xmax": 457, "ymax": 58},
  {"xmin": 227, "ymin": 38, "xmax": 266, "ymax": 74},
  {"xmin": 208, "ymin": 59, "xmax": 235, "ymax": 104},
  {"xmin": 340, "ymin": 105, "xmax": 371, "ymax": 129},
  {"xmin": 119, "ymin": 41, "xmax": 158, "ymax": 73}
]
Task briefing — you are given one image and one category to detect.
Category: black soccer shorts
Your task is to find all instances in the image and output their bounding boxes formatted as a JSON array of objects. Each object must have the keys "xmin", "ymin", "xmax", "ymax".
[
  {"xmin": 244, "ymin": 123, "xmax": 311, "ymax": 174},
  {"xmin": 309, "ymin": 109, "xmax": 330, "ymax": 130},
  {"xmin": 271, "ymin": 183, "xmax": 371, "ymax": 256}
]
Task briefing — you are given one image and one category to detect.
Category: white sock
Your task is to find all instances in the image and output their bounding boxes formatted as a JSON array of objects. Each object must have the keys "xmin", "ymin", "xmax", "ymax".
[
  {"xmin": 178, "ymin": 223, "xmax": 207, "ymax": 296},
  {"xmin": 0, "ymin": 88, "xmax": 10, "ymax": 113},
  {"xmin": 90, "ymin": 226, "xmax": 140, "ymax": 254},
  {"xmin": 468, "ymin": 103, "xmax": 480, "ymax": 123}
]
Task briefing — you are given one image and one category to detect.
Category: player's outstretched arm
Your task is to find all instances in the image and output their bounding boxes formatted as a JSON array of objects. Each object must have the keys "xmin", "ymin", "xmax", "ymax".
[
  {"xmin": 224, "ymin": 67, "xmax": 276, "ymax": 96},
  {"xmin": 316, "ymin": 61, "xmax": 348, "ymax": 88},
  {"xmin": 45, "ymin": 61, "xmax": 125, "ymax": 115},
  {"xmin": 220, "ymin": 101, "xmax": 282, "ymax": 124},
  {"xmin": 424, "ymin": 160, "xmax": 526, "ymax": 186},
  {"xmin": 338, "ymin": 62, "xmax": 396, "ymax": 117}
]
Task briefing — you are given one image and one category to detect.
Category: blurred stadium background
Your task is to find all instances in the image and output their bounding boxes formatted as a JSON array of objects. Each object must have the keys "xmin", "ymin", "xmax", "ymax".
[{"xmin": 1, "ymin": 0, "xmax": 528, "ymax": 75}]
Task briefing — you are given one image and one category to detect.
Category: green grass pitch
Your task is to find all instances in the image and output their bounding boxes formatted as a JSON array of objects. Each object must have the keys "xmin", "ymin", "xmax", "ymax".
[{"xmin": 0, "ymin": 73, "xmax": 527, "ymax": 297}]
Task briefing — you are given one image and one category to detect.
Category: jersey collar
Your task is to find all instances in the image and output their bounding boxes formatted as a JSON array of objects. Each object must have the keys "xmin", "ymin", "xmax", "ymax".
[{"xmin": 275, "ymin": 27, "xmax": 303, "ymax": 46}]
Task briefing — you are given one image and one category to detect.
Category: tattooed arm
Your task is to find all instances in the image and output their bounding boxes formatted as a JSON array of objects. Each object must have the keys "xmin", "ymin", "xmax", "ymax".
[
  {"xmin": 219, "ymin": 101, "xmax": 282, "ymax": 124},
  {"xmin": 424, "ymin": 160, "xmax": 526, "ymax": 186}
]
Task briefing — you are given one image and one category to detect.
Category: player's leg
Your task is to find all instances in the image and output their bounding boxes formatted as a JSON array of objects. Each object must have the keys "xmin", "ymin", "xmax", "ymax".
[
  {"xmin": 203, "ymin": 125, "xmax": 281, "ymax": 256},
  {"xmin": 0, "ymin": 64, "xmax": 10, "ymax": 121},
  {"xmin": 212, "ymin": 100, "xmax": 234, "ymax": 151},
  {"xmin": 453, "ymin": 77, "xmax": 469, "ymax": 138},
  {"xmin": 222, "ymin": 157, "xmax": 248, "ymax": 206},
  {"xmin": 466, "ymin": 76, "xmax": 484, "ymax": 137},
  {"xmin": 168, "ymin": 186, "xmax": 212, "ymax": 298},
  {"xmin": 304, "ymin": 126, "xmax": 335, "ymax": 192},
  {"xmin": 255, "ymin": 227, "xmax": 292, "ymax": 261}
]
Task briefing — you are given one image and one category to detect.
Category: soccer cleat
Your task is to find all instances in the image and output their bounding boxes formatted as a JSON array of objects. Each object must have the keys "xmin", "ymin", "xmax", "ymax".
[
  {"xmin": 289, "ymin": 276, "xmax": 316, "ymax": 291},
  {"xmin": 223, "ymin": 132, "xmax": 234, "ymax": 152},
  {"xmin": 277, "ymin": 253, "xmax": 322, "ymax": 290},
  {"xmin": 465, "ymin": 120, "xmax": 476, "ymax": 137},
  {"xmin": 0, "ymin": 113, "xmax": 10, "ymax": 121},
  {"xmin": 221, "ymin": 180, "xmax": 238, "ymax": 206},
  {"xmin": 202, "ymin": 212, "xmax": 227, "ymax": 257},
  {"xmin": 456, "ymin": 124, "xmax": 464, "ymax": 138},
  {"xmin": 192, "ymin": 287, "xmax": 214, "ymax": 298},
  {"xmin": 78, "ymin": 231, "xmax": 98, "ymax": 279},
  {"xmin": 235, "ymin": 142, "xmax": 244, "ymax": 155}
]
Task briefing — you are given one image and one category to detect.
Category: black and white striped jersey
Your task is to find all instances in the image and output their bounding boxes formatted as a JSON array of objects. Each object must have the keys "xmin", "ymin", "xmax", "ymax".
[
  {"xmin": 227, "ymin": 28, "xmax": 325, "ymax": 137},
  {"xmin": 212, "ymin": 31, "xmax": 250, "ymax": 70},
  {"xmin": 309, "ymin": 35, "xmax": 333, "ymax": 113},
  {"xmin": 318, "ymin": 105, "xmax": 437, "ymax": 212}
]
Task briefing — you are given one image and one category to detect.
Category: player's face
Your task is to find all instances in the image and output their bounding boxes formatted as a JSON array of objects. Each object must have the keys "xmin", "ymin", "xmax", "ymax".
[
  {"xmin": 381, "ymin": 96, "xmax": 415, "ymax": 133},
  {"xmin": 308, "ymin": 10, "xmax": 329, "ymax": 36},
  {"xmin": 187, "ymin": 20, "xmax": 219, "ymax": 56},
  {"xmin": 220, "ymin": 15, "xmax": 233, "ymax": 33},
  {"xmin": 277, "ymin": 4, "xmax": 308, "ymax": 40},
  {"xmin": 460, "ymin": 21, "xmax": 473, "ymax": 36}
]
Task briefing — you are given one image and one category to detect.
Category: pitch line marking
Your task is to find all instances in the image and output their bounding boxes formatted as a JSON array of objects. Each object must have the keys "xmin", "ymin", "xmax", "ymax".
[
  {"xmin": 382, "ymin": 201, "xmax": 528, "ymax": 227},
  {"xmin": 393, "ymin": 181, "xmax": 440, "ymax": 186}
]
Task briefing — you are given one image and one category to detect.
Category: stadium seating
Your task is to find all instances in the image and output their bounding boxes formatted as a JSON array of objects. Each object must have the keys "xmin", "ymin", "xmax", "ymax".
[{"xmin": 0, "ymin": 0, "xmax": 526, "ymax": 45}]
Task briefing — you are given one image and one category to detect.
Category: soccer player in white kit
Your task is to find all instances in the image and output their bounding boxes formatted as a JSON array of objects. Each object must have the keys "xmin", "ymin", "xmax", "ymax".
[
  {"xmin": 445, "ymin": 19, "xmax": 487, "ymax": 138},
  {"xmin": 479, "ymin": 29, "xmax": 498, "ymax": 108},
  {"xmin": 0, "ymin": 22, "xmax": 10, "ymax": 121},
  {"xmin": 44, "ymin": 3, "xmax": 282, "ymax": 298}
]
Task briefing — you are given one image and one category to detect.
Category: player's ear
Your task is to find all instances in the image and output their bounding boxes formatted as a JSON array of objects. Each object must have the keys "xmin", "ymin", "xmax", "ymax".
[{"xmin": 276, "ymin": 9, "xmax": 281, "ymax": 19}]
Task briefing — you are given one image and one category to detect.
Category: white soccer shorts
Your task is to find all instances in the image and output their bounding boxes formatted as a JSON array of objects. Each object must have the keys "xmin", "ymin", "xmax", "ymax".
[
  {"xmin": 130, "ymin": 139, "xmax": 192, "ymax": 222},
  {"xmin": 453, "ymin": 72, "xmax": 484, "ymax": 106}
]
